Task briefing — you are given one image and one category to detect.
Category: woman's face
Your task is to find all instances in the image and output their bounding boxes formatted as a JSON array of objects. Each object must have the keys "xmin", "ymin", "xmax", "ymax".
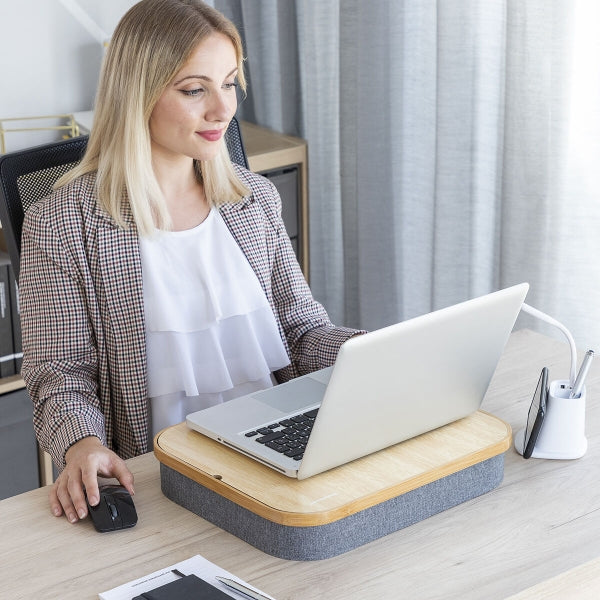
[{"xmin": 149, "ymin": 33, "xmax": 239, "ymax": 164}]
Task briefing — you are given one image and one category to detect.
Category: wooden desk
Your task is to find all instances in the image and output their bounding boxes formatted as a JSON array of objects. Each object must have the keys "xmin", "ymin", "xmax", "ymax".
[{"xmin": 2, "ymin": 329, "xmax": 600, "ymax": 599}]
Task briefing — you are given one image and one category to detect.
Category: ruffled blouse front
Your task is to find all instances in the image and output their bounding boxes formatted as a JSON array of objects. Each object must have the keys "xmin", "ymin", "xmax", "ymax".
[{"xmin": 139, "ymin": 208, "xmax": 290, "ymax": 443}]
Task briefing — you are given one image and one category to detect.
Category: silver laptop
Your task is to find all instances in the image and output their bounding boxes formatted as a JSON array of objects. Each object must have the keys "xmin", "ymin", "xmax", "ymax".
[{"xmin": 186, "ymin": 283, "xmax": 529, "ymax": 479}]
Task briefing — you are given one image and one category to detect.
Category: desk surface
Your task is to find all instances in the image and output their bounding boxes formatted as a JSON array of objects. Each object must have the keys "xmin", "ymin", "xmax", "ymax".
[{"xmin": 2, "ymin": 329, "xmax": 599, "ymax": 600}]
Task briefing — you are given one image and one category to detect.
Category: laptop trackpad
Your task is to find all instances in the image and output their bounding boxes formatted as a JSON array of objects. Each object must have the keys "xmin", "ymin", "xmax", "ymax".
[{"xmin": 255, "ymin": 376, "xmax": 327, "ymax": 412}]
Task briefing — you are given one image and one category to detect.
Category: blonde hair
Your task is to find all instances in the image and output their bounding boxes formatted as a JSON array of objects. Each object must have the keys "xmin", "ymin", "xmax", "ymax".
[{"xmin": 57, "ymin": 0, "xmax": 249, "ymax": 234}]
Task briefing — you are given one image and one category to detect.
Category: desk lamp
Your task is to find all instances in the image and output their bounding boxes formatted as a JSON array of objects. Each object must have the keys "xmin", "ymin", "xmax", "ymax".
[{"xmin": 514, "ymin": 303, "xmax": 589, "ymax": 459}]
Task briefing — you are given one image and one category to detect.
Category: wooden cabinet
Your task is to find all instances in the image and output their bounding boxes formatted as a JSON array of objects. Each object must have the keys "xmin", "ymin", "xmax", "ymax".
[
  {"xmin": 0, "ymin": 375, "xmax": 53, "ymax": 488},
  {"xmin": 241, "ymin": 121, "xmax": 309, "ymax": 281},
  {"xmin": 0, "ymin": 385, "xmax": 39, "ymax": 499}
]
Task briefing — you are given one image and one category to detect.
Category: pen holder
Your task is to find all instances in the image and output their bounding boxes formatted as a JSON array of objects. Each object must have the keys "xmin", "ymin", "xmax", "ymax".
[{"xmin": 515, "ymin": 379, "xmax": 588, "ymax": 460}]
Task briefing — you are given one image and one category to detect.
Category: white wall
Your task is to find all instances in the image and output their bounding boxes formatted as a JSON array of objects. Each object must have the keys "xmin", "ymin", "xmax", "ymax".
[{"xmin": 0, "ymin": 0, "xmax": 138, "ymax": 151}]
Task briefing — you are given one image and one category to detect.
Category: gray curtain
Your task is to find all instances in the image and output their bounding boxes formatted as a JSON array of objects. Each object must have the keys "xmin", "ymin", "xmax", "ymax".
[{"xmin": 213, "ymin": 0, "xmax": 600, "ymax": 352}]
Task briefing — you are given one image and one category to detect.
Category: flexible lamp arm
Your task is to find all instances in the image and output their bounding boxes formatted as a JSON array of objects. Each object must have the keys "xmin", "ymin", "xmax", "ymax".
[{"xmin": 521, "ymin": 302, "xmax": 577, "ymax": 386}]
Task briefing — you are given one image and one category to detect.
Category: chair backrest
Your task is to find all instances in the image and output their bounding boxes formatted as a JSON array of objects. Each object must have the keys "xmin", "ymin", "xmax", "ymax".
[
  {"xmin": 0, "ymin": 116, "xmax": 249, "ymax": 282},
  {"xmin": 224, "ymin": 116, "xmax": 249, "ymax": 170}
]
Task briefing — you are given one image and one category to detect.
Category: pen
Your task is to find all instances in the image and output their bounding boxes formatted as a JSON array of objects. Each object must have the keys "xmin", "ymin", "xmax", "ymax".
[
  {"xmin": 570, "ymin": 349, "xmax": 594, "ymax": 398},
  {"xmin": 215, "ymin": 576, "xmax": 273, "ymax": 600}
]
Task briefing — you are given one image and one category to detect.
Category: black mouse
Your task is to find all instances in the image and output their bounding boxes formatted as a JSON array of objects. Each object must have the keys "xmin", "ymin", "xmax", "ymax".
[{"xmin": 86, "ymin": 484, "xmax": 138, "ymax": 532}]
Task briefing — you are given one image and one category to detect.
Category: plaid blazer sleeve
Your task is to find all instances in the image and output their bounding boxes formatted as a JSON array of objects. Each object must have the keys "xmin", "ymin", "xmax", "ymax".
[
  {"xmin": 19, "ymin": 181, "xmax": 108, "ymax": 468},
  {"xmin": 222, "ymin": 166, "xmax": 366, "ymax": 382},
  {"xmin": 20, "ymin": 174, "xmax": 148, "ymax": 467}
]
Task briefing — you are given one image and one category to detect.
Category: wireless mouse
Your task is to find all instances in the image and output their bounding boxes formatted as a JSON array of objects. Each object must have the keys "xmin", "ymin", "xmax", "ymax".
[{"xmin": 86, "ymin": 484, "xmax": 138, "ymax": 532}]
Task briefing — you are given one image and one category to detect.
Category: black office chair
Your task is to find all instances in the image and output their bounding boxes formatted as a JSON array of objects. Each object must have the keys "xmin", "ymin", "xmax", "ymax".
[
  {"xmin": 224, "ymin": 116, "xmax": 249, "ymax": 170},
  {"xmin": 0, "ymin": 116, "xmax": 249, "ymax": 282}
]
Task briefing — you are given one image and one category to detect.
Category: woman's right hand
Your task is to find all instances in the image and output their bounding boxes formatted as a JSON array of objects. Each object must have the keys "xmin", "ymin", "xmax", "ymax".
[{"xmin": 49, "ymin": 436, "xmax": 135, "ymax": 524}]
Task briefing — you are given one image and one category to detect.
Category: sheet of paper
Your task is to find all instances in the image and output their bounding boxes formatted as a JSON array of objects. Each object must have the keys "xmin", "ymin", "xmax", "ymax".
[{"xmin": 98, "ymin": 554, "xmax": 275, "ymax": 600}]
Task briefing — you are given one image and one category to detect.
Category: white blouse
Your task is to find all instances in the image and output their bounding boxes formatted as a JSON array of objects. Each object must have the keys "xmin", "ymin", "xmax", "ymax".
[{"xmin": 139, "ymin": 208, "xmax": 290, "ymax": 446}]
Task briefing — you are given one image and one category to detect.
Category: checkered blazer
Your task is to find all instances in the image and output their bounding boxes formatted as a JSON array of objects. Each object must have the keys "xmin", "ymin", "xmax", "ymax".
[{"xmin": 20, "ymin": 165, "xmax": 362, "ymax": 468}]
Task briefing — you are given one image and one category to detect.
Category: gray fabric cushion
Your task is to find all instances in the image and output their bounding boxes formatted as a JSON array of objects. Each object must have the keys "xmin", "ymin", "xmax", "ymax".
[{"xmin": 160, "ymin": 455, "xmax": 504, "ymax": 561}]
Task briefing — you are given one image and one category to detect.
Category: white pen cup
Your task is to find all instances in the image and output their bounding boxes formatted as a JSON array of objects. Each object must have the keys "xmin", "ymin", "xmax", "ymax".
[{"xmin": 528, "ymin": 379, "xmax": 588, "ymax": 459}]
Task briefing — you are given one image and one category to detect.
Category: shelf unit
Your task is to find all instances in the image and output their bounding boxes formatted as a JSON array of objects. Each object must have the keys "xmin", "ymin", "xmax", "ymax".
[
  {"xmin": 0, "ymin": 232, "xmax": 24, "ymax": 400},
  {"xmin": 0, "ymin": 373, "xmax": 23, "ymax": 395},
  {"xmin": 240, "ymin": 121, "xmax": 309, "ymax": 280}
]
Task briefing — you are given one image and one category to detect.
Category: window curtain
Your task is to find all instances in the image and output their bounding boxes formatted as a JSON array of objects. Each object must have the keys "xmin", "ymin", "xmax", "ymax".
[{"xmin": 213, "ymin": 0, "xmax": 600, "ymax": 351}]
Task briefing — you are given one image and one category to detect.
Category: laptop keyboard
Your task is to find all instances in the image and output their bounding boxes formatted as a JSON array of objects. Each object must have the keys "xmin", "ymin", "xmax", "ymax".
[{"xmin": 244, "ymin": 408, "xmax": 319, "ymax": 461}]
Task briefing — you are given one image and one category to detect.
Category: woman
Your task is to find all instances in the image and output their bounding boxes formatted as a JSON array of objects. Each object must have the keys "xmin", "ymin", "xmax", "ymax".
[{"xmin": 19, "ymin": 0, "xmax": 362, "ymax": 524}]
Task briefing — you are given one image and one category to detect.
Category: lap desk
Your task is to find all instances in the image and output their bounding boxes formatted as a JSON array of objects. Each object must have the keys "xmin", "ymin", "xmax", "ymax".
[{"xmin": 154, "ymin": 410, "xmax": 511, "ymax": 561}]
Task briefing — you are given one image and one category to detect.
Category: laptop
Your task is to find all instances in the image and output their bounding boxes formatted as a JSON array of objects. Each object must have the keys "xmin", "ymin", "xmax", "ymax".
[{"xmin": 186, "ymin": 283, "xmax": 529, "ymax": 479}]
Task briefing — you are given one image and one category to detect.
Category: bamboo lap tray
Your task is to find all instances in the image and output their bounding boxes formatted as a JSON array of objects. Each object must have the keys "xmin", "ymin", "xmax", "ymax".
[{"xmin": 154, "ymin": 410, "xmax": 511, "ymax": 560}]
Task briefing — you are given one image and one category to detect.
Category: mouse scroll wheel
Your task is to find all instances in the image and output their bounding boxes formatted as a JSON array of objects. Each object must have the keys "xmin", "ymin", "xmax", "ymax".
[{"xmin": 108, "ymin": 502, "xmax": 118, "ymax": 520}]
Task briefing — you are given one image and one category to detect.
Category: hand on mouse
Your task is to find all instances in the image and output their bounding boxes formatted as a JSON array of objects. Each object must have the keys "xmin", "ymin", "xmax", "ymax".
[{"xmin": 49, "ymin": 436, "xmax": 135, "ymax": 524}]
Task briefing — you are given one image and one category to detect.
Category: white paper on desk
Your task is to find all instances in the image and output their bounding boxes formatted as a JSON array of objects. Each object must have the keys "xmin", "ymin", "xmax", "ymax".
[{"xmin": 98, "ymin": 554, "xmax": 275, "ymax": 600}]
